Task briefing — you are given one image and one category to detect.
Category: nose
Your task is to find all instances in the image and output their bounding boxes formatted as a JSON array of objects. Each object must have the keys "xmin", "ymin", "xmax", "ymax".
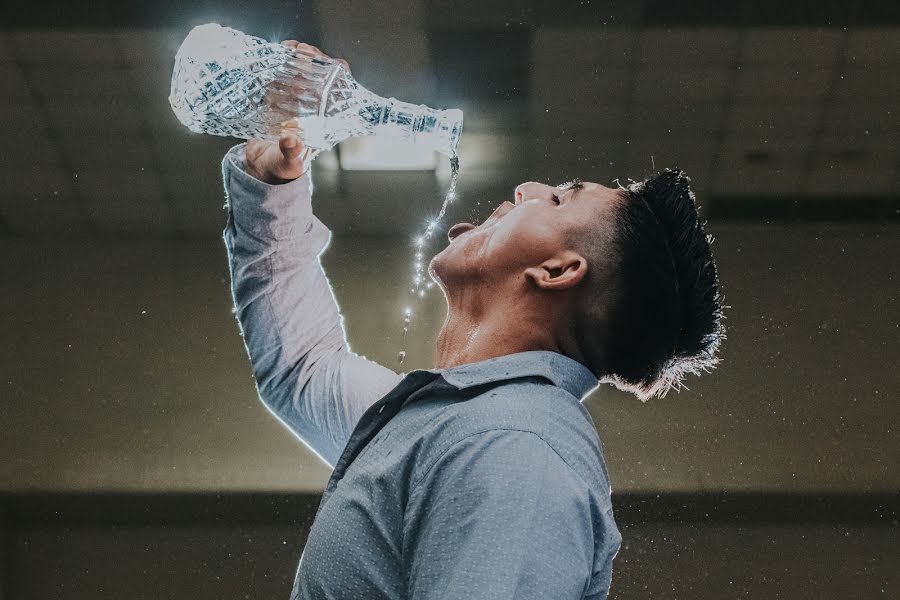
[{"xmin": 514, "ymin": 181, "xmax": 551, "ymax": 205}]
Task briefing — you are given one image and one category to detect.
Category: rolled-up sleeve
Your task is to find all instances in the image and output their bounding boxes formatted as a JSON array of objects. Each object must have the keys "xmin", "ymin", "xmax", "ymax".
[{"xmin": 403, "ymin": 429, "xmax": 611, "ymax": 600}]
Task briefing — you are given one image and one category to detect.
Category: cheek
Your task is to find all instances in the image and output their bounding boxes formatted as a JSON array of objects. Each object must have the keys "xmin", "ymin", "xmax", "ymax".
[{"xmin": 484, "ymin": 217, "xmax": 555, "ymax": 267}]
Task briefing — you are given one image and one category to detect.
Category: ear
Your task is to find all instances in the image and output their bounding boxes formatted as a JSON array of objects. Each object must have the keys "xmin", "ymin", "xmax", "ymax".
[{"xmin": 524, "ymin": 251, "xmax": 588, "ymax": 291}]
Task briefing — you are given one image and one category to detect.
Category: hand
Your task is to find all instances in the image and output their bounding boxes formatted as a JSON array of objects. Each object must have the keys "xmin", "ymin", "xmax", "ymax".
[
  {"xmin": 244, "ymin": 41, "xmax": 350, "ymax": 185},
  {"xmin": 245, "ymin": 130, "xmax": 314, "ymax": 185}
]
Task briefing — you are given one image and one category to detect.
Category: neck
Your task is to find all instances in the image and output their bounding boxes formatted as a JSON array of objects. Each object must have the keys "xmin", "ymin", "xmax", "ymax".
[{"xmin": 433, "ymin": 283, "xmax": 578, "ymax": 369}]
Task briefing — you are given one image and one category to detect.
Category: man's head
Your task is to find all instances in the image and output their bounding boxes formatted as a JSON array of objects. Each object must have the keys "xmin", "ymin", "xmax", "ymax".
[{"xmin": 429, "ymin": 168, "xmax": 724, "ymax": 401}]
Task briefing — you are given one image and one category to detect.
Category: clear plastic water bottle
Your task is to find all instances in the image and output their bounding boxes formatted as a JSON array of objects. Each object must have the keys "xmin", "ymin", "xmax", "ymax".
[{"xmin": 169, "ymin": 23, "xmax": 463, "ymax": 157}]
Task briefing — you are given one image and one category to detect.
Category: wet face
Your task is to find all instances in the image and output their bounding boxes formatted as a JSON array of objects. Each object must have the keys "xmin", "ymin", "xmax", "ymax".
[{"xmin": 429, "ymin": 179, "xmax": 623, "ymax": 295}]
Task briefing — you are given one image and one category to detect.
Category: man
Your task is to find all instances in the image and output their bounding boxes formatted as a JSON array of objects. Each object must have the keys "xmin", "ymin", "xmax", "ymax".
[{"xmin": 222, "ymin": 42, "xmax": 723, "ymax": 600}]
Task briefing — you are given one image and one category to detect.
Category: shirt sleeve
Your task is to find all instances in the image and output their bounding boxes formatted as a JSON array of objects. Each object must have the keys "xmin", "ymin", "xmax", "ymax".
[
  {"xmin": 221, "ymin": 142, "xmax": 404, "ymax": 468},
  {"xmin": 402, "ymin": 429, "xmax": 602, "ymax": 600}
]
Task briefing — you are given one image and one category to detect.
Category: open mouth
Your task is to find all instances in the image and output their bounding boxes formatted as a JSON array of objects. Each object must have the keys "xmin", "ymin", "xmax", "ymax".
[{"xmin": 447, "ymin": 222, "xmax": 476, "ymax": 241}]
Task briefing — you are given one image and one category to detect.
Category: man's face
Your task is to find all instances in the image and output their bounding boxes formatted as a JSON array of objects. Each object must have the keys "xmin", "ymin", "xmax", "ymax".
[{"xmin": 429, "ymin": 179, "xmax": 623, "ymax": 293}]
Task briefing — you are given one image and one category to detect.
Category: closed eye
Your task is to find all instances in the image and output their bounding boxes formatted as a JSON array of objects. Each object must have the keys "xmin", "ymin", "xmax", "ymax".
[
  {"xmin": 553, "ymin": 178, "xmax": 583, "ymax": 205},
  {"xmin": 558, "ymin": 178, "xmax": 584, "ymax": 192}
]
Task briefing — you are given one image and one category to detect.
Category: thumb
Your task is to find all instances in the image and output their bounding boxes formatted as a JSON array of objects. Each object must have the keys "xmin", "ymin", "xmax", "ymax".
[{"xmin": 279, "ymin": 132, "xmax": 302, "ymax": 161}]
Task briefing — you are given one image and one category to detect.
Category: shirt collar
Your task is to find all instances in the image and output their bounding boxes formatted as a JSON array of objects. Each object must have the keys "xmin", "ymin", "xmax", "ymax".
[{"xmin": 428, "ymin": 350, "xmax": 599, "ymax": 401}]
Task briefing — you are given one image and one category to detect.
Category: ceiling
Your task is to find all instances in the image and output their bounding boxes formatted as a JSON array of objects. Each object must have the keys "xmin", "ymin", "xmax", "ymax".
[{"xmin": 0, "ymin": 0, "xmax": 898, "ymax": 238}]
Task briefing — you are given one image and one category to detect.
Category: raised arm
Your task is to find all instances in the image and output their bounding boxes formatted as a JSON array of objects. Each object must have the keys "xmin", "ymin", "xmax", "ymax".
[{"xmin": 222, "ymin": 127, "xmax": 403, "ymax": 469}]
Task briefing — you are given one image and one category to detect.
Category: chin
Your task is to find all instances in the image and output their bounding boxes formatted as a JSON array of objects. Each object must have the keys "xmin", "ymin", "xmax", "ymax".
[
  {"xmin": 428, "ymin": 250, "xmax": 447, "ymax": 285},
  {"xmin": 430, "ymin": 223, "xmax": 493, "ymax": 286},
  {"xmin": 429, "ymin": 244, "xmax": 461, "ymax": 292}
]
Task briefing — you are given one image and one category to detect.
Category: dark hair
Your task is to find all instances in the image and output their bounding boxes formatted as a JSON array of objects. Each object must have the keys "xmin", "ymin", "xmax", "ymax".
[{"xmin": 601, "ymin": 168, "xmax": 725, "ymax": 400}]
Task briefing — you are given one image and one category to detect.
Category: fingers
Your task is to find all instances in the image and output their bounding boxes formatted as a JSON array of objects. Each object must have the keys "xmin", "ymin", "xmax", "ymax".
[
  {"xmin": 245, "ymin": 137, "xmax": 267, "ymax": 157},
  {"xmin": 296, "ymin": 42, "xmax": 326, "ymax": 57},
  {"xmin": 280, "ymin": 40, "xmax": 351, "ymax": 73}
]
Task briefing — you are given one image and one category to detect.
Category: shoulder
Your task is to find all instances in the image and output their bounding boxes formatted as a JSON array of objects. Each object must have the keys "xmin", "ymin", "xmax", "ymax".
[
  {"xmin": 409, "ymin": 428, "xmax": 581, "ymax": 494},
  {"xmin": 440, "ymin": 380, "xmax": 612, "ymax": 494}
]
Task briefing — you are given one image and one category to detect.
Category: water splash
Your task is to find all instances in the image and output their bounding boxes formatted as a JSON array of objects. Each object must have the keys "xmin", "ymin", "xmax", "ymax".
[{"xmin": 396, "ymin": 153, "xmax": 460, "ymax": 365}]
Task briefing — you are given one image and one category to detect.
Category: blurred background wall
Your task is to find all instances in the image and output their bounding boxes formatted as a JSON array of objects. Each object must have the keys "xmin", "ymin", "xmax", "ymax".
[{"xmin": 1, "ymin": 0, "xmax": 898, "ymax": 598}]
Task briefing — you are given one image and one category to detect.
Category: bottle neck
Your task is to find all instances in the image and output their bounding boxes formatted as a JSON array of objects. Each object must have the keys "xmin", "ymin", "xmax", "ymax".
[{"xmin": 374, "ymin": 99, "xmax": 462, "ymax": 157}]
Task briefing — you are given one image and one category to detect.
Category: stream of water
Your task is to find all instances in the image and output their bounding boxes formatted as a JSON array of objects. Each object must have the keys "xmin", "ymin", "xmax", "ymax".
[{"xmin": 397, "ymin": 153, "xmax": 460, "ymax": 365}]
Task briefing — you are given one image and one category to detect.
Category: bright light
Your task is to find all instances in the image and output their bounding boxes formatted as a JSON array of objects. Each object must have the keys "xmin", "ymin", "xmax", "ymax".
[{"xmin": 339, "ymin": 136, "xmax": 438, "ymax": 171}]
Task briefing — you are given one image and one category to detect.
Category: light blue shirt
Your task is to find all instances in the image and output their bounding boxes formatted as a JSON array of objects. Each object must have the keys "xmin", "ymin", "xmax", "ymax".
[{"xmin": 221, "ymin": 143, "xmax": 622, "ymax": 599}]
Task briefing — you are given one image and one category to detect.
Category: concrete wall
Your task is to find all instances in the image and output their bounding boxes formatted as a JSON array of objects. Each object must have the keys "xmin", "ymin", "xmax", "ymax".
[{"xmin": 2, "ymin": 223, "xmax": 897, "ymax": 493}]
